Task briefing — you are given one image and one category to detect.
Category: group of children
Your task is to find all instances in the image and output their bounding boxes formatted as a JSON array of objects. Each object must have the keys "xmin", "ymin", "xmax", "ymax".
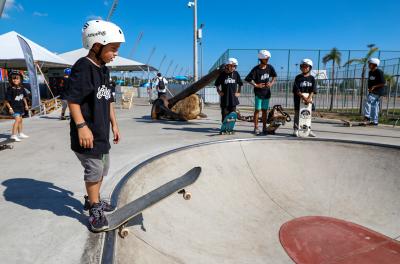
[
  {"xmin": 3, "ymin": 20, "xmax": 386, "ymax": 232},
  {"xmin": 215, "ymin": 50, "xmax": 317, "ymax": 137}
]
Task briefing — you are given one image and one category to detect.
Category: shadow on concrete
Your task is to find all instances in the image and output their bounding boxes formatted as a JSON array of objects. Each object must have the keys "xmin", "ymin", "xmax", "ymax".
[
  {"xmin": 126, "ymin": 213, "xmax": 146, "ymax": 232},
  {"xmin": 1, "ymin": 178, "xmax": 87, "ymax": 226}
]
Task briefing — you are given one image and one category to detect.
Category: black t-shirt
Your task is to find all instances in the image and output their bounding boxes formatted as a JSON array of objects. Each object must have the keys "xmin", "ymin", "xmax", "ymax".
[
  {"xmin": 215, "ymin": 71, "xmax": 243, "ymax": 107},
  {"xmin": 65, "ymin": 57, "xmax": 114, "ymax": 155},
  {"xmin": 292, "ymin": 74, "xmax": 317, "ymax": 110},
  {"xmin": 245, "ymin": 64, "xmax": 277, "ymax": 99},
  {"xmin": 6, "ymin": 86, "xmax": 27, "ymax": 113},
  {"xmin": 368, "ymin": 69, "xmax": 385, "ymax": 95}
]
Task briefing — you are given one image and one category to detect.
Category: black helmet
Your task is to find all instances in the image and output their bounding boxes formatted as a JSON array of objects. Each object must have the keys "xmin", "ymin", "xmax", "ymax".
[
  {"xmin": 8, "ymin": 70, "xmax": 24, "ymax": 86},
  {"xmin": 157, "ymin": 72, "xmax": 162, "ymax": 77}
]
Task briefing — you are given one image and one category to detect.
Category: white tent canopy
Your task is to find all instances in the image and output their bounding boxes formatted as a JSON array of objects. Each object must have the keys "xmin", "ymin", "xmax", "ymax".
[
  {"xmin": 59, "ymin": 48, "xmax": 157, "ymax": 72},
  {"xmin": 0, "ymin": 31, "xmax": 70, "ymax": 68}
]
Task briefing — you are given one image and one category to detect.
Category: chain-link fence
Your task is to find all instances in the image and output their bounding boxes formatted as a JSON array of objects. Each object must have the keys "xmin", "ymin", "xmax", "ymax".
[{"xmin": 207, "ymin": 49, "xmax": 400, "ymax": 118}]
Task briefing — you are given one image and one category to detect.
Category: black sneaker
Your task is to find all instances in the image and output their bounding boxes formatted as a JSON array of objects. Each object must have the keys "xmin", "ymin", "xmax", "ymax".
[
  {"xmin": 89, "ymin": 203, "xmax": 109, "ymax": 232},
  {"xmin": 84, "ymin": 195, "xmax": 116, "ymax": 212}
]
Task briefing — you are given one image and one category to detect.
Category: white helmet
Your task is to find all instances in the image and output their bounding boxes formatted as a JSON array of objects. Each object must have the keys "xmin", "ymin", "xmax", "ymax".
[
  {"xmin": 258, "ymin": 50, "xmax": 271, "ymax": 59},
  {"xmin": 82, "ymin": 20, "xmax": 125, "ymax": 50},
  {"xmin": 368, "ymin": 58, "xmax": 380, "ymax": 66},
  {"xmin": 226, "ymin": 57, "xmax": 238, "ymax": 66},
  {"xmin": 300, "ymin": 58, "xmax": 313, "ymax": 68}
]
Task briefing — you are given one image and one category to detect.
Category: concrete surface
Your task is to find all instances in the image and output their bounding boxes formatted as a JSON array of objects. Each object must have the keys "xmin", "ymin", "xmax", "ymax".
[
  {"xmin": 115, "ymin": 139, "xmax": 400, "ymax": 264},
  {"xmin": 0, "ymin": 98, "xmax": 399, "ymax": 263}
]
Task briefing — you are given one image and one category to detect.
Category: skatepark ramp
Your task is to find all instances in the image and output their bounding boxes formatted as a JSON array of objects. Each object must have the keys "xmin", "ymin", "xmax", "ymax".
[{"xmin": 104, "ymin": 138, "xmax": 400, "ymax": 263}]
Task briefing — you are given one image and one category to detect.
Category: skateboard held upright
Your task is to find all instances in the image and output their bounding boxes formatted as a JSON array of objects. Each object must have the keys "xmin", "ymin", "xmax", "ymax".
[
  {"xmin": 220, "ymin": 112, "xmax": 237, "ymax": 135},
  {"xmin": 298, "ymin": 93, "xmax": 312, "ymax": 138}
]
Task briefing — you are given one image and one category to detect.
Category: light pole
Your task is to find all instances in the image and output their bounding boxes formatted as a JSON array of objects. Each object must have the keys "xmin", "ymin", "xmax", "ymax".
[
  {"xmin": 188, "ymin": 1, "xmax": 198, "ymax": 81},
  {"xmin": 198, "ymin": 23, "xmax": 204, "ymax": 78}
]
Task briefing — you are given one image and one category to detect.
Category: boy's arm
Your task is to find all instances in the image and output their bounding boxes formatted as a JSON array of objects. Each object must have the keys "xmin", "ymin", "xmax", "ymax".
[
  {"xmin": 4, "ymin": 100, "xmax": 13, "ymax": 113},
  {"xmin": 23, "ymin": 98, "xmax": 29, "ymax": 110},
  {"xmin": 110, "ymin": 103, "xmax": 120, "ymax": 144},
  {"xmin": 68, "ymin": 102, "xmax": 94, "ymax": 149},
  {"xmin": 267, "ymin": 77, "xmax": 276, "ymax": 87}
]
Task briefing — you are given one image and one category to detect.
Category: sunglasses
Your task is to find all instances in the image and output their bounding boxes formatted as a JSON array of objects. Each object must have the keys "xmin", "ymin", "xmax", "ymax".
[{"xmin": 12, "ymin": 75, "xmax": 21, "ymax": 79}]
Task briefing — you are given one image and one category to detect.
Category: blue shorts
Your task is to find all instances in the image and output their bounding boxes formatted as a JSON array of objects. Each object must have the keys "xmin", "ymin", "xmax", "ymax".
[
  {"xmin": 254, "ymin": 96, "xmax": 270, "ymax": 110},
  {"xmin": 12, "ymin": 112, "xmax": 23, "ymax": 118}
]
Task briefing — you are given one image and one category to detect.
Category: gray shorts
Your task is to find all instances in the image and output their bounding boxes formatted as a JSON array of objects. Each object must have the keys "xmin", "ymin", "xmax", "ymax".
[{"xmin": 74, "ymin": 152, "xmax": 110, "ymax": 182}]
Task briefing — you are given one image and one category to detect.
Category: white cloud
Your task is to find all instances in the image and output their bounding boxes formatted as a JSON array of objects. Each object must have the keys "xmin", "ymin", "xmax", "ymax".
[{"xmin": 33, "ymin": 11, "xmax": 48, "ymax": 17}]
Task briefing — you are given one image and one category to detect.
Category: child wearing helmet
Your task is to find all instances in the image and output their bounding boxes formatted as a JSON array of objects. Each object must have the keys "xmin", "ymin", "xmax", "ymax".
[
  {"xmin": 245, "ymin": 50, "xmax": 277, "ymax": 135},
  {"xmin": 215, "ymin": 58, "xmax": 243, "ymax": 122},
  {"xmin": 292, "ymin": 59, "xmax": 317, "ymax": 137},
  {"xmin": 64, "ymin": 20, "xmax": 125, "ymax": 232},
  {"xmin": 5, "ymin": 70, "xmax": 29, "ymax": 142},
  {"xmin": 364, "ymin": 58, "xmax": 385, "ymax": 125}
]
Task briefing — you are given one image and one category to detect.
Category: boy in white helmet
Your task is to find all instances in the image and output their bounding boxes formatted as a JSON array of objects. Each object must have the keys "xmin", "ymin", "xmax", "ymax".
[
  {"xmin": 215, "ymin": 58, "xmax": 243, "ymax": 122},
  {"xmin": 364, "ymin": 58, "xmax": 385, "ymax": 125},
  {"xmin": 65, "ymin": 20, "xmax": 124, "ymax": 231},
  {"xmin": 245, "ymin": 50, "xmax": 277, "ymax": 135},
  {"xmin": 292, "ymin": 59, "xmax": 317, "ymax": 137}
]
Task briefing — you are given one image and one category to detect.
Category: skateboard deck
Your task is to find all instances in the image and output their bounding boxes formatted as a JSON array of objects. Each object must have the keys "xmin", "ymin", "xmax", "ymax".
[
  {"xmin": 341, "ymin": 119, "xmax": 368, "ymax": 127},
  {"xmin": 0, "ymin": 138, "xmax": 14, "ymax": 151},
  {"xmin": 298, "ymin": 93, "xmax": 312, "ymax": 138},
  {"xmin": 220, "ymin": 112, "xmax": 237, "ymax": 134},
  {"xmin": 280, "ymin": 216, "xmax": 400, "ymax": 264},
  {"xmin": 101, "ymin": 166, "xmax": 201, "ymax": 236}
]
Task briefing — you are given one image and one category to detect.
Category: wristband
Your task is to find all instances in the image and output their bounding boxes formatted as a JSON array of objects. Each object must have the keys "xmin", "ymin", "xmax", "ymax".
[{"xmin": 76, "ymin": 122, "xmax": 87, "ymax": 129}]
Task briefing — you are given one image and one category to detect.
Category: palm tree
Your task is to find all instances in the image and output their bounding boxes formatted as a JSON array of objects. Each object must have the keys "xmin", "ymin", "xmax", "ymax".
[
  {"xmin": 323, "ymin": 48, "xmax": 342, "ymax": 111},
  {"xmin": 344, "ymin": 44, "xmax": 378, "ymax": 114}
]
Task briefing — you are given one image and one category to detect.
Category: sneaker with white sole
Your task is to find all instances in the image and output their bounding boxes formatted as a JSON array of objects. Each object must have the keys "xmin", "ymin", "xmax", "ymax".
[
  {"xmin": 18, "ymin": 133, "xmax": 29, "ymax": 139},
  {"xmin": 293, "ymin": 129, "xmax": 299, "ymax": 137},
  {"xmin": 10, "ymin": 135, "xmax": 21, "ymax": 142},
  {"xmin": 308, "ymin": 131, "xmax": 317, "ymax": 137},
  {"xmin": 254, "ymin": 128, "xmax": 260, "ymax": 135}
]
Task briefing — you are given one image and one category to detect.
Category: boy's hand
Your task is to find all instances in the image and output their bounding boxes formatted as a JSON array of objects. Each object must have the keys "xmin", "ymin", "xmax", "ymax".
[
  {"xmin": 255, "ymin": 83, "xmax": 265, "ymax": 88},
  {"xmin": 218, "ymin": 91, "xmax": 224, "ymax": 96},
  {"xmin": 112, "ymin": 125, "xmax": 120, "ymax": 144},
  {"xmin": 78, "ymin": 126, "xmax": 94, "ymax": 149},
  {"xmin": 265, "ymin": 82, "xmax": 272, "ymax": 88},
  {"xmin": 235, "ymin": 93, "xmax": 240, "ymax": 97},
  {"xmin": 9, "ymin": 108, "xmax": 14, "ymax": 114}
]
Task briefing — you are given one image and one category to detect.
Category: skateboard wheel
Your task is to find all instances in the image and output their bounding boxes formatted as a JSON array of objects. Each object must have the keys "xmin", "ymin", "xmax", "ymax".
[
  {"xmin": 118, "ymin": 227, "xmax": 129, "ymax": 238},
  {"xmin": 183, "ymin": 192, "xmax": 192, "ymax": 200}
]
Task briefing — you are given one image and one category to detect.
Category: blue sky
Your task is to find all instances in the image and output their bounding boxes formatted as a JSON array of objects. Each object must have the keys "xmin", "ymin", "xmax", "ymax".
[{"xmin": 1, "ymin": 0, "xmax": 400, "ymax": 75}]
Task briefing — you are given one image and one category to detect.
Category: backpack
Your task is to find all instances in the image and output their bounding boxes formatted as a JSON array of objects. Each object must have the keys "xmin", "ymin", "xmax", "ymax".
[{"xmin": 157, "ymin": 77, "xmax": 165, "ymax": 91}]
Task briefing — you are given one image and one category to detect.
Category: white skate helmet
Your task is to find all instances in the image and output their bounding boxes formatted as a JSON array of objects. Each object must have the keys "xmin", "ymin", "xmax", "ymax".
[
  {"xmin": 82, "ymin": 20, "xmax": 125, "ymax": 50},
  {"xmin": 258, "ymin": 50, "xmax": 271, "ymax": 59},
  {"xmin": 368, "ymin": 58, "xmax": 380, "ymax": 66},
  {"xmin": 300, "ymin": 58, "xmax": 313, "ymax": 68},
  {"xmin": 226, "ymin": 57, "xmax": 238, "ymax": 66}
]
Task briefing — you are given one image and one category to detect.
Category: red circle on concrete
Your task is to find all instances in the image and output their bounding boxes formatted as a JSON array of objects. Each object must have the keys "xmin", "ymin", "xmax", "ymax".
[{"xmin": 279, "ymin": 216, "xmax": 400, "ymax": 264}]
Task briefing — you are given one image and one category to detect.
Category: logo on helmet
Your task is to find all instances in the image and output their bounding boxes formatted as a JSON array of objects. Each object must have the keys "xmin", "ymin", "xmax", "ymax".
[{"xmin": 88, "ymin": 31, "xmax": 107, "ymax": 38}]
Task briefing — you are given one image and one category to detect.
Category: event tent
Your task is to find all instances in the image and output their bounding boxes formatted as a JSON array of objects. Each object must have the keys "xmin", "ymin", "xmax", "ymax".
[
  {"xmin": 59, "ymin": 48, "xmax": 157, "ymax": 72},
  {"xmin": 0, "ymin": 31, "xmax": 70, "ymax": 68}
]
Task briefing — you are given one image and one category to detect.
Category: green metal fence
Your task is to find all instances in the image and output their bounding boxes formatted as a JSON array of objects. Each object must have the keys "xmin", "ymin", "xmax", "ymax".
[{"xmin": 208, "ymin": 49, "xmax": 400, "ymax": 118}]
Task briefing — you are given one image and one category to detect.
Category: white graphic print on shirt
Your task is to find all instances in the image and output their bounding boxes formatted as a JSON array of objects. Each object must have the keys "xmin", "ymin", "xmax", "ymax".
[
  {"xmin": 260, "ymin": 73, "xmax": 270, "ymax": 81},
  {"xmin": 14, "ymin": 94, "xmax": 24, "ymax": 101},
  {"xmin": 224, "ymin": 77, "xmax": 236, "ymax": 84},
  {"xmin": 300, "ymin": 81, "xmax": 313, "ymax": 88},
  {"xmin": 96, "ymin": 85, "xmax": 111, "ymax": 100}
]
